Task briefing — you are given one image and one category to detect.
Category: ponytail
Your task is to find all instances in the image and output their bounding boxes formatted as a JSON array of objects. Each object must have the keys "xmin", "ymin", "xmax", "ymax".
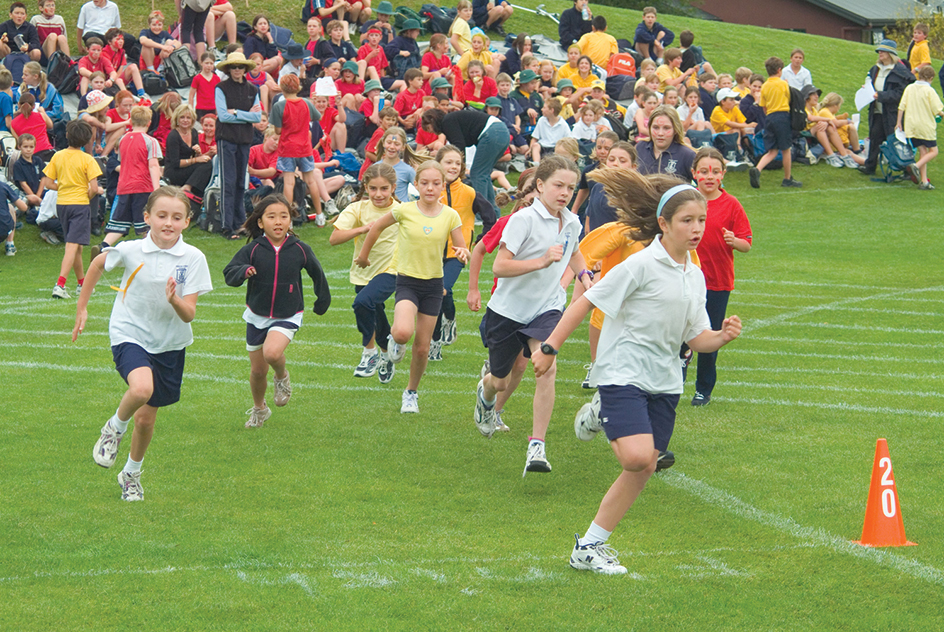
[{"xmin": 24, "ymin": 61, "xmax": 46, "ymax": 103}]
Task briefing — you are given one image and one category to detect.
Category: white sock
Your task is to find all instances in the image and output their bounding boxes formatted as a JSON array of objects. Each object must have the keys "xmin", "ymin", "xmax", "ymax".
[
  {"xmin": 579, "ymin": 521, "xmax": 612, "ymax": 547},
  {"xmin": 111, "ymin": 410, "xmax": 130, "ymax": 434},
  {"xmin": 123, "ymin": 455, "xmax": 142, "ymax": 473},
  {"xmin": 364, "ymin": 347, "xmax": 378, "ymax": 357}
]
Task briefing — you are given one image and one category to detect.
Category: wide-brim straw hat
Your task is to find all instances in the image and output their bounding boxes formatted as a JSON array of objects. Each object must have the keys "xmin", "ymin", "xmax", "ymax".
[
  {"xmin": 217, "ymin": 51, "xmax": 257, "ymax": 71},
  {"xmin": 85, "ymin": 90, "xmax": 113, "ymax": 113}
]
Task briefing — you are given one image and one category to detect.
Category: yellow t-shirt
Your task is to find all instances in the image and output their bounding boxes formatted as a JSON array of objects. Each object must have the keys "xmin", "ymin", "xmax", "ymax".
[
  {"xmin": 441, "ymin": 179, "xmax": 476, "ymax": 258},
  {"xmin": 818, "ymin": 107, "xmax": 851, "ymax": 148},
  {"xmin": 451, "ymin": 17, "xmax": 472, "ymax": 54},
  {"xmin": 899, "ymin": 81, "xmax": 944, "ymax": 141},
  {"xmin": 734, "ymin": 85, "xmax": 751, "ymax": 97},
  {"xmin": 457, "ymin": 49, "xmax": 494, "ymax": 81},
  {"xmin": 557, "ymin": 63, "xmax": 580, "ymax": 82},
  {"xmin": 553, "ymin": 95, "xmax": 575, "ymax": 120},
  {"xmin": 391, "ymin": 201, "xmax": 462, "ymax": 279},
  {"xmin": 710, "ymin": 104, "xmax": 747, "ymax": 133},
  {"xmin": 760, "ymin": 76, "xmax": 790, "ymax": 114},
  {"xmin": 43, "ymin": 148, "xmax": 102, "ymax": 205},
  {"xmin": 656, "ymin": 64, "xmax": 682, "ymax": 93},
  {"xmin": 910, "ymin": 39, "xmax": 931, "ymax": 70},
  {"xmin": 577, "ymin": 31, "xmax": 618, "ymax": 69},
  {"xmin": 570, "ymin": 72, "xmax": 597, "ymax": 91},
  {"xmin": 334, "ymin": 199, "xmax": 399, "ymax": 285}
]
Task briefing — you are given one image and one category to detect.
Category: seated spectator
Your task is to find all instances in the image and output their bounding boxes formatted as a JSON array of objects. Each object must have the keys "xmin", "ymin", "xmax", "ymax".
[
  {"xmin": 679, "ymin": 29, "xmax": 714, "ymax": 77},
  {"xmin": 577, "ymin": 15, "xmax": 617, "ymax": 70},
  {"xmin": 421, "ymin": 33, "xmax": 452, "ymax": 93},
  {"xmin": 559, "ymin": 0, "xmax": 591, "ymax": 48},
  {"xmin": 819, "ymin": 92, "xmax": 861, "ymax": 156},
  {"xmin": 316, "ymin": 18, "xmax": 357, "ymax": 64},
  {"xmin": 11, "ymin": 92, "xmax": 52, "ymax": 159},
  {"xmin": 313, "ymin": 84, "xmax": 346, "ymax": 154},
  {"xmin": 622, "ymin": 82, "xmax": 650, "ymax": 127},
  {"xmin": 556, "ymin": 44, "xmax": 581, "ymax": 82},
  {"xmin": 359, "ymin": 104, "xmax": 397, "ymax": 178},
  {"xmin": 0, "ymin": 67, "xmax": 12, "ymax": 131},
  {"xmin": 77, "ymin": 36, "xmax": 114, "ymax": 95},
  {"xmin": 384, "ymin": 18, "xmax": 421, "ymax": 80},
  {"xmin": 495, "ymin": 73, "xmax": 528, "ymax": 155},
  {"xmin": 303, "ymin": 16, "xmax": 325, "ymax": 77},
  {"xmin": 138, "ymin": 10, "xmax": 181, "ymax": 72},
  {"xmin": 0, "ymin": 2, "xmax": 41, "ymax": 62},
  {"xmin": 464, "ymin": 59, "xmax": 497, "ymax": 105},
  {"xmin": 164, "ymin": 103, "xmax": 214, "ymax": 199},
  {"xmin": 663, "ymin": 86, "xmax": 680, "ymax": 108},
  {"xmin": 473, "ymin": 0, "xmax": 513, "ymax": 36},
  {"xmin": 634, "ymin": 6, "xmax": 673, "ymax": 62},
  {"xmin": 102, "ymin": 28, "xmax": 144, "ymax": 98},
  {"xmin": 782, "ymin": 48, "xmax": 812, "ymax": 91},
  {"xmin": 148, "ymin": 91, "xmax": 181, "ymax": 151},
  {"xmin": 393, "ymin": 67, "xmax": 425, "ymax": 130},
  {"xmin": 697, "ymin": 71, "xmax": 718, "ymax": 120},
  {"xmin": 414, "ymin": 95, "xmax": 445, "ymax": 152},
  {"xmin": 512, "ymin": 68, "xmax": 542, "ymax": 127},
  {"xmin": 733, "ymin": 67, "xmax": 752, "ymax": 97},
  {"xmin": 243, "ymin": 15, "xmax": 282, "ymax": 76},
  {"xmin": 567, "ymin": 54, "xmax": 597, "ymax": 105},
  {"xmin": 19, "ymin": 61, "xmax": 62, "ymax": 120},
  {"xmin": 537, "ymin": 59, "xmax": 558, "ymax": 102},
  {"xmin": 738, "ymin": 73, "xmax": 765, "ymax": 133},
  {"xmin": 657, "ymin": 48, "xmax": 695, "ymax": 93},
  {"xmin": 312, "ymin": 0, "xmax": 353, "ymax": 40},
  {"xmin": 359, "ymin": 1, "xmax": 394, "ymax": 44},
  {"xmin": 803, "ymin": 85, "xmax": 858, "ymax": 168},
  {"xmin": 336, "ymin": 60, "xmax": 365, "ymax": 110},
  {"xmin": 31, "ymin": 0, "xmax": 69, "ymax": 60},
  {"xmin": 102, "ymin": 89, "xmax": 133, "ymax": 155},
  {"xmin": 710, "ymin": 87, "xmax": 755, "ymax": 140},
  {"xmin": 357, "ymin": 26, "xmax": 390, "ymax": 84},
  {"xmin": 279, "ymin": 42, "xmax": 310, "ymax": 83},
  {"xmin": 198, "ymin": 113, "xmax": 217, "ymax": 156},
  {"xmin": 553, "ymin": 78, "xmax": 575, "ymax": 120},
  {"xmin": 206, "ymin": 0, "xmax": 237, "ymax": 47},
  {"xmin": 248, "ymin": 126, "xmax": 281, "ymax": 189},
  {"xmin": 586, "ymin": 79, "xmax": 625, "ymax": 117},
  {"xmin": 633, "ymin": 89, "xmax": 659, "ymax": 142},
  {"xmin": 500, "ymin": 33, "xmax": 529, "ymax": 78},
  {"xmin": 530, "ymin": 98, "xmax": 570, "ymax": 162},
  {"xmin": 359, "ymin": 78, "xmax": 383, "ymax": 135},
  {"xmin": 449, "ymin": 0, "xmax": 473, "ymax": 55},
  {"xmin": 13, "ymin": 132, "xmax": 60, "ymax": 242},
  {"xmin": 571, "ymin": 101, "xmax": 598, "ymax": 142},
  {"xmin": 76, "ymin": 0, "xmax": 122, "ymax": 54},
  {"xmin": 457, "ymin": 32, "xmax": 502, "ymax": 80},
  {"xmin": 678, "ymin": 83, "xmax": 707, "ymax": 132},
  {"xmin": 78, "ymin": 88, "xmax": 111, "ymax": 153},
  {"xmin": 635, "ymin": 105, "xmax": 695, "ymax": 179}
]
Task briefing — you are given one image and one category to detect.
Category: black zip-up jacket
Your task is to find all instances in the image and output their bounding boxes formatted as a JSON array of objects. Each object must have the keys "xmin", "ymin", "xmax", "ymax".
[{"xmin": 224, "ymin": 234, "xmax": 331, "ymax": 318}]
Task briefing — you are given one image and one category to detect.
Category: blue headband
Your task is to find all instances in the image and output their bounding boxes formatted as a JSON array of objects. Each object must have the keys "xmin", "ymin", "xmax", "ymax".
[{"xmin": 656, "ymin": 184, "xmax": 696, "ymax": 218}]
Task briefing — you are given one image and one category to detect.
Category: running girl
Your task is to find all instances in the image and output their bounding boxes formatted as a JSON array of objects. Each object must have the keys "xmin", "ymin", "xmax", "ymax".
[
  {"xmin": 356, "ymin": 161, "xmax": 470, "ymax": 414},
  {"xmin": 531, "ymin": 169, "xmax": 742, "ymax": 574},
  {"xmin": 223, "ymin": 194, "xmax": 331, "ymax": 428},
  {"xmin": 690, "ymin": 147, "xmax": 751, "ymax": 406},
  {"xmin": 75, "ymin": 187, "xmax": 213, "ymax": 502},
  {"xmin": 329, "ymin": 163, "xmax": 400, "ymax": 384}
]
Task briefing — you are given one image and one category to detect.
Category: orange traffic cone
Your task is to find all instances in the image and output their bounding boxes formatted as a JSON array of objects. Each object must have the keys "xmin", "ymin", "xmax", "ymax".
[{"xmin": 854, "ymin": 439, "xmax": 916, "ymax": 547}]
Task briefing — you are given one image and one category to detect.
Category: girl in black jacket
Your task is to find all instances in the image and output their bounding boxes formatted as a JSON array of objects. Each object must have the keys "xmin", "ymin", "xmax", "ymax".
[{"xmin": 223, "ymin": 194, "xmax": 331, "ymax": 428}]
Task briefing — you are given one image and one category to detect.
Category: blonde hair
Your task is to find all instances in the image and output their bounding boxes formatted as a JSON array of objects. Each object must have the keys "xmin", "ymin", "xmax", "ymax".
[
  {"xmin": 171, "ymin": 103, "xmax": 198, "ymax": 129},
  {"xmin": 22, "ymin": 61, "xmax": 47, "ymax": 102},
  {"xmin": 145, "ymin": 185, "xmax": 192, "ymax": 218},
  {"xmin": 539, "ymin": 59, "xmax": 558, "ymax": 85},
  {"xmin": 130, "ymin": 106, "xmax": 152, "ymax": 127},
  {"xmin": 380, "ymin": 126, "xmax": 427, "ymax": 167},
  {"xmin": 734, "ymin": 67, "xmax": 752, "ymax": 83},
  {"xmin": 448, "ymin": 0, "xmax": 473, "ymax": 37},
  {"xmin": 554, "ymin": 137, "xmax": 580, "ymax": 162},
  {"xmin": 819, "ymin": 92, "xmax": 843, "ymax": 109},
  {"xmin": 414, "ymin": 159, "xmax": 446, "ymax": 183}
]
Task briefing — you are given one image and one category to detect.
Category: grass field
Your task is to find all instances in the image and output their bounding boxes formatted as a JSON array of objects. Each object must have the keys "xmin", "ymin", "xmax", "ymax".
[{"xmin": 3, "ymin": 1, "xmax": 944, "ymax": 630}]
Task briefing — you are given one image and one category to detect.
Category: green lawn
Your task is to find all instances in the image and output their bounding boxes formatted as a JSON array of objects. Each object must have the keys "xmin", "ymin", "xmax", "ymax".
[{"xmin": 3, "ymin": 1, "xmax": 944, "ymax": 630}]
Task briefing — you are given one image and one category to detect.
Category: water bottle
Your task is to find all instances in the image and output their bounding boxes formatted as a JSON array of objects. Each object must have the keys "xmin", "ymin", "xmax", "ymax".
[
  {"xmin": 581, "ymin": 4, "xmax": 590, "ymax": 20},
  {"xmin": 14, "ymin": 34, "xmax": 25, "ymax": 50}
]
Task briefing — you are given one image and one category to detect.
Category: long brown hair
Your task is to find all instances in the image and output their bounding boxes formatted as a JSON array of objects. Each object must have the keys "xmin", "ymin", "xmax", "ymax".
[{"xmin": 354, "ymin": 163, "xmax": 400, "ymax": 203}]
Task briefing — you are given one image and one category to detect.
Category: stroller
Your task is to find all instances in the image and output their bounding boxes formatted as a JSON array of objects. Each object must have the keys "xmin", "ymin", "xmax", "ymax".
[{"xmin": 878, "ymin": 132, "xmax": 916, "ymax": 183}]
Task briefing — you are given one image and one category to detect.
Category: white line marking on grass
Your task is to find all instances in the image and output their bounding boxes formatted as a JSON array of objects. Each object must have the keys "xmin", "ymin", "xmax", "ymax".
[
  {"xmin": 780, "ymin": 322, "xmax": 944, "ymax": 336},
  {"xmin": 726, "ymin": 380, "xmax": 944, "ymax": 400},
  {"xmin": 712, "ymin": 395, "xmax": 944, "ymax": 418},
  {"xmin": 235, "ymin": 570, "xmax": 316, "ymax": 597},
  {"xmin": 411, "ymin": 569, "xmax": 448, "ymax": 583},
  {"xmin": 750, "ymin": 335, "xmax": 944, "ymax": 350},
  {"xmin": 723, "ymin": 365, "xmax": 944, "ymax": 382},
  {"xmin": 737, "ymin": 279, "xmax": 906, "ymax": 292},
  {"xmin": 331, "ymin": 570, "xmax": 397, "ymax": 588},
  {"xmin": 726, "ymin": 348, "xmax": 944, "ymax": 365},
  {"xmin": 676, "ymin": 556, "xmax": 752, "ymax": 579},
  {"xmin": 660, "ymin": 472, "xmax": 944, "ymax": 587}
]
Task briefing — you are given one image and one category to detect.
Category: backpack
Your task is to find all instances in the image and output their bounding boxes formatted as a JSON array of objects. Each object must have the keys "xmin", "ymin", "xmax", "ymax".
[
  {"xmin": 391, "ymin": 49, "xmax": 421, "ymax": 80},
  {"xmin": 325, "ymin": 150, "xmax": 363, "ymax": 179},
  {"xmin": 603, "ymin": 112, "xmax": 629, "ymax": 141},
  {"xmin": 713, "ymin": 132, "xmax": 739, "ymax": 163},
  {"xmin": 394, "ymin": 6, "xmax": 425, "ymax": 32},
  {"xmin": 606, "ymin": 53, "xmax": 637, "ymax": 79},
  {"xmin": 270, "ymin": 23, "xmax": 296, "ymax": 55},
  {"xmin": 420, "ymin": 4, "xmax": 456, "ymax": 34},
  {"xmin": 789, "ymin": 86, "xmax": 807, "ymax": 132},
  {"xmin": 606, "ymin": 75, "xmax": 635, "ymax": 102},
  {"xmin": 141, "ymin": 70, "xmax": 168, "ymax": 96},
  {"xmin": 46, "ymin": 52, "xmax": 80, "ymax": 95},
  {"xmin": 165, "ymin": 47, "xmax": 199, "ymax": 89},
  {"xmin": 2, "ymin": 52, "xmax": 28, "ymax": 84},
  {"xmin": 301, "ymin": 0, "xmax": 316, "ymax": 23},
  {"xmin": 199, "ymin": 186, "xmax": 223, "ymax": 233}
]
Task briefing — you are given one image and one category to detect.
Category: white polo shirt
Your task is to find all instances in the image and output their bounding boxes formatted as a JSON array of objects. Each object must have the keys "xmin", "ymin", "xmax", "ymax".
[
  {"xmin": 104, "ymin": 234, "xmax": 213, "ymax": 354},
  {"xmin": 77, "ymin": 1, "xmax": 121, "ymax": 35},
  {"xmin": 487, "ymin": 198, "xmax": 581, "ymax": 324},
  {"xmin": 584, "ymin": 235, "xmax": 711, "ymax": 394}
]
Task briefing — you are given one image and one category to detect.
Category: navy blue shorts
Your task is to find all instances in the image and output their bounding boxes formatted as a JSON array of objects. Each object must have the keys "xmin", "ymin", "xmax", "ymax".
[
  {"xmin": 59, "ymin": 204, "xmax": 91, "ymax": 245},
  {"xmin": 112, "ymin": 342, "xmax": 187, "ymax": 408},
  {"xmin": 598, "ymin": 384, "xmax": 680, "ymax": 450},
  {"xmin": 482, "ymin": 307, "xmax": 561, "ymax": 379},
  {"xmin": 911, "ymin": 138, "xmax": 937, "ymax": 148},
  {"xmin": 246, "ymin": 320, "xmax": 300, "ymax": 351},
  {"xmin": 105, "ymin": 192, "xmax": 150, "ymax": 235},
  {"xmin": 395, "ymin": 274, "xmax": 444, "ymax": 316},
  {"xmin": 764, "ymin": 111, "xmax": 792, "ymax": 152},
  {"xmin": 510, "ymin": 133, "xmax": 529, "ymax": 147}
]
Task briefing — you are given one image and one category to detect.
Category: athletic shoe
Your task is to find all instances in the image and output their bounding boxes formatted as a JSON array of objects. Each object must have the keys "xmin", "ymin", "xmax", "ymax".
[
  {"xmin": 908, "ymin": 164, "xmax": 921, "ymax": 184},
  {"xmin": 781, "ymin": 178, "xmax": 803, "ymax": 188},
  {"xmin": 245, "ymin": 405, "xmax": 271, "ymax": 428},
  {"xmin": 523, "ymin": 441, "xmax": 551, "ymax": 476},
  {"xmin": 574, "ymin": 391, "xmax": 603, "ymax": 441},
  {"xmin": 387, "ymin": 334, "xmax": 406, "ymax": 363},
  {"xmin": 474, "ymin": 378, "xmax": 496, "ymax": 438},
  {"xmin": 314, "ymin": 213, "xmax": 327, "ymax": 227},
  {"xmin": 494, "ymin": 409, "xmax": 510, "ymax": 432},
  {"xmin": 842, "ymin": 154, "xmax": 859, "ymax": 169},
  {"xmin": 428, "ymin": 339, "xmax": 443, "ymax": 361},
  {"xmin": 919, "ymin": 182, "xmax": 936, "ymax": 190},
  {"xmin": 581, "ymin": 362, "xmax": 593, "ymax": 389},
  {"xmin": 334, "ymin": 185, "xmax": 356, "ymax": 213},
  {"xmin": 39, "ymin": 231, "xmax": 59, "ymax": 244},
  {"xmin": 117, "ymin": 470, "xmax": 144, "ymax": 502},
  {"xmin": 441, "ymin": 317, "xmax": 457, "ymax": 345},
  {"xmin": 480, "ymin": 358, "xmax": 490, "ymax": 379},
  {"xmin": 354, "ymin": 350, "xmax": 379, "ymax": 377},
  {"xmin": 748, "ymin": 167, "xmax": 760, "ymax": 189},
  {"xmin": 5, "ymin": 241, "xmax": 15, "ymax": 256},
  {"xmin": 93, "ymin": 420, "xmax": 124, "ymax": 468},
  {"xmin": 273, "ymin": 372, "xmax": 292, "ymax": 406},
  {"xmin": 691, "ymin": 391, "xmax": 710, "ymax": 406},
  {"xmin": 51, "ymin": 284, "xmax": 70, "ymax": 299},
  {"xmin": 377, "ymin": 350, "xmax": 395, "ymax": 384},
  {"xmin": 401, "ymin": 389, "xmax": 419, "ymax": 414},
  {"xmin": 324, "ymin": 199, "xmax": 339, "ymax": 217},
  {"xmin": 656, "ymin": 450, "xmax": 675, "ymax": 472},
  {"xmin": 825, "ymin": 154, "xmax": 844, "ymax": 168},
  {"xmin": 89, "ymin": 243, "xmax": 102, "ymax": 262},
  {"xmin": 569, "ymin": 534, "xmax": 628, "ymax": 575}
]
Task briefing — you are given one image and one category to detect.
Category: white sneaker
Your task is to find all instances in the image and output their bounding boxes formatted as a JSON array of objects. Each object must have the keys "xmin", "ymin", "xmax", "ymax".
[
  {"xmin": 354, "ymin": 349, "xmax": 379, "ymax": 377},
  {"xmin": 474, "ymin": 378, "xmax": 496, "ymax": 438},
  {"xmin": 575, "ymin": 391, "xmax": 603, "ymax": 441},
  {"xmin": 523, "ymin": 441, "xmax": 551, "ymax": 477},
  {"xmin": 245, "ymin": 405, "xmax": 271, "ymax": 428},
  {"xmin": 387, "ymin": 334, "xmax": 406, "ymax": 364},
  {"xmin": 826, "ymin": 153, "xmax": 844, "ymax": 168},
  {"xmin": 480, "ymin": 359, "xmax": 490, "ymax": 379},
  {"xmin": 494, "ymin": 409, "xmax": 510, "ymax": 432},
  {"xmin": 377, "ymin": 350, "xmax": 395, "ymax": 384},
  {"xmin": 117, "ymin": 470, "xmax": 144, "ymax": 502},
  {"xmin": 569, "ymin": 534, "xmax": 627, "ymax": 575},
  {"xmin": 93, "ymin": 420, "xmax": 124, "ymax": 468},
  {"xmin": 441, "ymin": 317, "xmax": 457, "ymax": 345},
  {"xmin": 273, "ymin": 372, "xmax": 292, "ymax": 406},
  {"xmin": 842, "ymin": 154, "xmax": 858, "ymax": 169},
  {"xmin": 428, "ymin": 339, "xmax": 443, "ymax": 361},
  {"xmin": 324, "ymin": 199, "xmax": 339, "ymax": 217},
  {"xmin": 401, "ymin": 389, "xmax": 419, "ymax": 413},
  {"xmin": 314, "ymin": 213, "xmax": 326, "ymax": 227},
  {"xmin": 581, "ymin": 362, "xmax": 593, "ymax": 389},
  {"xmin": 52, "ymin": 284, "xmax": 70, "ymax": 299}
]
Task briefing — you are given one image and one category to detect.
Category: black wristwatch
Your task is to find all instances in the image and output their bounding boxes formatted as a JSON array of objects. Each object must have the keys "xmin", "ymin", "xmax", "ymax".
[{"xmin": 540, "ymin": 342, "xmax": 558, "ymax": 356}]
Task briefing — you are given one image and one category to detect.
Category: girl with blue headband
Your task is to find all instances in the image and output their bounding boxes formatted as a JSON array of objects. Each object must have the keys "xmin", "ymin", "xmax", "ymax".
[{"xmin": 532, "ymin": 168, "xmax": 743, "ymax": 575}]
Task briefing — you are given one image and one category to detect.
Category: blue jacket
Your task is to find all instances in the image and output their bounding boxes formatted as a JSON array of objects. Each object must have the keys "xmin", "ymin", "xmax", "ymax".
[
  {"xmin": 634, "ymin": 21, "xmax": 674, "ymax": 61},
  {"xmin": 14, "ymin": 83, "xmax": 63, "ymax": 121},
  {"xmin": 559, "ymin": 7, "xmax": 591, "ymax": 48}
]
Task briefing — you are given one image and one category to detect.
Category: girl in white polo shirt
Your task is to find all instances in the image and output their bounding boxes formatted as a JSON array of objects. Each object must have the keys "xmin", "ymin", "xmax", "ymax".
[
  {"xmin": 73, "ymin": 186, "xmax": 213, "ymax": 502},
  {"xmin": 532, "ymin": 169, "xmax": 742, "ymax": 574}
]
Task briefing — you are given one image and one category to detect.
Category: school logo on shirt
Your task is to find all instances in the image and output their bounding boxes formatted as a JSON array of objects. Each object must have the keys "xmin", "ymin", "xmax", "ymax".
[
  {"xmin": 173, "ymin": 265, "xmax": 188, "ymax": 285},
  {"xmin": 423, "ymin": 226, "xmax": 433, "ymax": 235},
  {"xmin": 665, "ymin": 159, "xmax": 678, "ymax": 174}
]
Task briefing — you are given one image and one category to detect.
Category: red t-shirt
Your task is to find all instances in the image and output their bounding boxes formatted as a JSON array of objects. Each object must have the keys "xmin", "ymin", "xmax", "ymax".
[
  {"xmin": 335, "ymin": 78, "xmax": 364, "ymax": 99},
  {"xmin": 191, "ymin": 73, "xmax": 221, "ymax": 112},
  {"xmin": 414, "ymin": 127, "xmax": 438, "ymax": 147},
  {"xmin": 101, "ymin": 44, "xmax": 126, "ymax": 71},
  {"xmin": 152, "ymin": 112, "xmax": 173, "ymax": 150},
  {"xmin": 421, "ymin": 51, "xmax": 450, "ymax": 93},
  {"xmin": 694, "ymin": 190, "xmax": 752, "ymax": 291},
  {"xmin": 117, "ymin": 131, "xmax": 162, "ymax": 195},
  {"xmin": 11, "ymin": 111, "xmax": 52, "ymax": 151},
  {"xmin": 357, "ymin": 126, "xmax": 386, "ymax": 179},
  {"xmin": 319, "ymin": 105, "xmax": 339, "ymax": 137},
  {"xmin": 357, "ymin": 43, "xmax": 389, "ymax": 73},
  {"xmin": 276, "ymin": 98, "xmax": 315, "ymax": 159},
  {"xmin": 107, "ymin": 108, "xmax": 132, "ymax": 133},
  {"xmin": 248, "ymin": 144, "xmax": 280, "ymax": 177},
  {"xmin": 78, "ymin": 55, "xmax": 115, "ymax": 77},
  {"xmin": 198, "ymin": 131, "xmax": 215, "ymax": 155},
  {"xmin": 394, "ymin": 88, "xmax": 426, "ymax": 120},
  {"xmin": 482, "ymin": 213, "xmax": 513, "ymax": 294},
  {"xmin": 463, "ymin": 76, "xmax": 497, "ymax": 104},
  {"xmin": 359, "ymin": 96, "xmax": 378, "ymax": 119}
]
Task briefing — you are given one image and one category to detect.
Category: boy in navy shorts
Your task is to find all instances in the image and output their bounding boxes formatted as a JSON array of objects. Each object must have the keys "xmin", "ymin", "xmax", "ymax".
[
  {"xmin": 73, "ymin": 186, "xmax": 213, "ymax": 501},
  {"xmin": 42, "ymin": 120, "xmax": 103, "ymax": 298},
  {"xmin": 92, "ymin": 105, "xmax": 162, "ymax": 259},
  {"xmin": 749, "ymin": 57, "xmax": 802, "ymax": 189}
]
